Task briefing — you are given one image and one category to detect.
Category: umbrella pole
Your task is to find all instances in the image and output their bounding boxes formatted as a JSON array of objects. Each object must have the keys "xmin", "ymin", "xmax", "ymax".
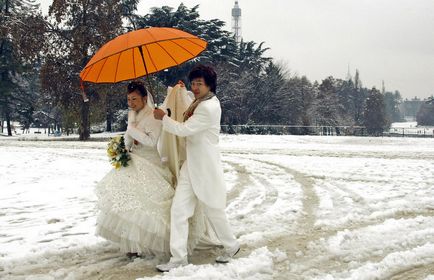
[{"xmin": 138, "ymin": 46, "xmax": 157, "ymax": 108}]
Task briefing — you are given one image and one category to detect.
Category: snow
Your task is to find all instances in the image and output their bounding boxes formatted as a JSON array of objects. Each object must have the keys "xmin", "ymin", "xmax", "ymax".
[{"xmin": 0, "ymin": 134, "xmax": 433, "ymax": 279}]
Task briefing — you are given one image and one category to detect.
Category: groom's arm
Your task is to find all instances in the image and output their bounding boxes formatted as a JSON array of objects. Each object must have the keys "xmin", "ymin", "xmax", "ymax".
[{"xmin": 161, "ymin": 104, "xmax": 213, "ymax": 137}]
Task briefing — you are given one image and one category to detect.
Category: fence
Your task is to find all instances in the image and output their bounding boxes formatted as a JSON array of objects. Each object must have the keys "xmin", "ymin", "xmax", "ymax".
[
  {"xmin": 220, "ymin": 125, "xmax": 368, "ymax": 136},
  {"xmin": 221, "ymin": 125, "xmax": 434, "ymax": 137},
  {"xmin": 385, "ymin": 127, "xmax": 434, "ymax": 138}
]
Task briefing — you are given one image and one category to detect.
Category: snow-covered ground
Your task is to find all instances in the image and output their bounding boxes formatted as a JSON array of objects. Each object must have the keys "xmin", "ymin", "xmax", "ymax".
[{"xmin": 1, "ymin": 135, "xmax": 434, "ymax": 280}]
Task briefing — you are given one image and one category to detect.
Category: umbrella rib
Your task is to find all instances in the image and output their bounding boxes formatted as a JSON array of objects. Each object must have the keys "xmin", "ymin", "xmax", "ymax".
[
  {"xmin": 181, "ymin": 37, "xmax": 208, "ymax": 52},
  {"xmin": 142, "ymin": 44, "xmax": 158, "ymax": 74},
  {"xmin": 81, "ymin": 66, "xmax": 92, "ymax": 81},
  {"xmin": 170, "ymin": 40, "xmax": 196, "ymax": 57},
  {"xmin": 132, "ymin": 48, "xmax": 137, "ymax": 78},
  {"xmin": 114, "ymin": 53, "xmax": 122, "ymax": 83},
  {"xmin": 155, "ymin": 41, "xmax": 181, "ymax": 65},
  {"xmin": 95, "ymin": 58, "xmax": 109, "ymax": 83},
  {"xmin": 142, "ymin": 29, "xmax": 159, "ymax": 72}
]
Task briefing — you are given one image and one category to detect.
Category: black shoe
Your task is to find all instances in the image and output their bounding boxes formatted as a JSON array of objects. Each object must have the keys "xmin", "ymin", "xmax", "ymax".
[{"xmin": 126, "ymin": 252, "xmax": 139, "ymax": 259}]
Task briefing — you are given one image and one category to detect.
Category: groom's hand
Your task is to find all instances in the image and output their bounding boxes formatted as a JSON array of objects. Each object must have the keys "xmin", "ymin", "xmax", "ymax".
[
  {"xmin": 153, "ymin": 108, "xmax": 166, "ymax": 120},
  {"xmin": 177, "ymin": 80, "xmax": 185, "ymax": 88}
]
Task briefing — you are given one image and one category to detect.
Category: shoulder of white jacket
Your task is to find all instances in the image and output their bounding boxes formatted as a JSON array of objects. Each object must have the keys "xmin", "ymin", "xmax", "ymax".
[
  {"xmin": 197, "ymin": 97, "xmax": 221, "ymax": 112},
  {"xmin": 201, "ymin": 96, "xmax": 220, "ymax": 106}
]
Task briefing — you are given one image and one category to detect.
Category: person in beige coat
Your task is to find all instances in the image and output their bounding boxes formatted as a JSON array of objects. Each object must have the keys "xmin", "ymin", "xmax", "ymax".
[{"xmin": 154, "ymin": 65, "xmax": 240, "ymax": 272}]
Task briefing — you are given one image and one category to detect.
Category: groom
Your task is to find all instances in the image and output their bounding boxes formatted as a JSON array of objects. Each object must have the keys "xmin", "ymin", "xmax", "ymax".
[{"xmin": 153, "ymin": 64, "xmax": 240, "ymax": 272}]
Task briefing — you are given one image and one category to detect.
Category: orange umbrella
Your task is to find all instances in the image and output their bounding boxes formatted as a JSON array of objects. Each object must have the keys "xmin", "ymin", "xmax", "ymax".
[{"xmin": 79, "ymin": 27, "xmax": 207, "ymax": 83}]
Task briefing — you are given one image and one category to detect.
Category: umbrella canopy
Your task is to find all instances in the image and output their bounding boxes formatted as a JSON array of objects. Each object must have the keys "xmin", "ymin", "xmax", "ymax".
[{"xmin": 79, "ymin": 27, "xmax": 207, "ymax": 83}]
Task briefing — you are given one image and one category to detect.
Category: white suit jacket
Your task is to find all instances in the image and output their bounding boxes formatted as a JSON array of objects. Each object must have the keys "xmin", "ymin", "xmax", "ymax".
[{"xmin": 162, "ymin": 96, "xmax": 226, "ymax": 209}]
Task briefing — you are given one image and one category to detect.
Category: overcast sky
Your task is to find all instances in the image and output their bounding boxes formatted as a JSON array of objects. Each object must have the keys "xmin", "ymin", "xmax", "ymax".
[{"xmin": 38, "ymin": 0, "xmax": 434, "ymax": 99}]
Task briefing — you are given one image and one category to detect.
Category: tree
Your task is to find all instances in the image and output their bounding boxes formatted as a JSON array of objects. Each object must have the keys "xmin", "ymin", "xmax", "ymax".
[
  {"xmin": 364, "ymin": 88, "xmax": 386, "ymax": 135},
  {"xmin": 312, "ymin": 77, "xmax": 341, "ymax": 126},
  {"xmin": 383, "ymin": 90, "xmax": 403, "ymax": 126},
  {"xmin": 41, "ymin": 0, "xmax": 138, "ymax": 140},
  {"xmin": 285, "ymin": 75, "xmax": 315, "ymax": 132},
  {"xmin": 334, "ymin": 79, "xmax": 357, "ymax": 125},
  {"xmin": 0, "ymin": 0, "xmax": 45, "ymax": 135},
  {"xmin": 216, "ymin": 62, "xmax": 255, "ymax": 125},
  {"xmin": 351, "ymin": 69, "xmax": 367, "ymax": 125},
  {"xmin": 416, "ymin": 98, "xmax": 434, "ymax": 126},
  {"xmin": 247, "ymin": 62, "xmax": 286, "ymax": 124}
]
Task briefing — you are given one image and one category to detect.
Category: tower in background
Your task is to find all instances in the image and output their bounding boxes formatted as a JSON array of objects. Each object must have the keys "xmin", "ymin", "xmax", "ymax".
[
  {"xmin": 231, "ymin": 1, "xmax": 242, "ymax": 43},
  {"xmin": 346, "ymin": 63, "xmax": 352, "ymax": 81}
]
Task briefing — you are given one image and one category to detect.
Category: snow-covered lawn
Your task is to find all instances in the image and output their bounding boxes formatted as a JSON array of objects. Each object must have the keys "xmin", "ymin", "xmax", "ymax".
[{"xmin": 0, "ymin": 135, "xmax": 433, "ymax": 280}]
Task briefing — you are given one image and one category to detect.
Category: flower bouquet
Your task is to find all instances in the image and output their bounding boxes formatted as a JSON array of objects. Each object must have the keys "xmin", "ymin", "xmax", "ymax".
[{"xmin": 107, "ymin": 135, "xmax": 131, "ymax": 169}]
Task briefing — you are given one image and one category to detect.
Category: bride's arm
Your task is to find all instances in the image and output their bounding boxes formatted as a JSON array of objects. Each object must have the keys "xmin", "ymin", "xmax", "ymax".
[
  {"xmin": 126, "ymin": 119, "xmax": 161, "ymax": 147},
  {"xmin": 124, "ymin": 110, "xmax": 136, "ymax": 149}
]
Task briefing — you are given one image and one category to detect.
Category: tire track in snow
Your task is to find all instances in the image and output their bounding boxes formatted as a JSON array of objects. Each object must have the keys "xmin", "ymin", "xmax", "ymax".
[
  {"xmin": 220, "ymin": 156, "xmax": 315, "ymax": 278},
  {"xmin": 223, "ymin": 161, "xmax": 251, "ymax": 205},
  {"xmin": 223, "ymin": 159, "xmax": 280, "ymax": 219},
  {"xmin": 248, "ymin": 158, "xmax": 434, "ymax": 279},
  {"xmin": 389, "ymin": 262, "xmax": 434, "ymax": 280}
]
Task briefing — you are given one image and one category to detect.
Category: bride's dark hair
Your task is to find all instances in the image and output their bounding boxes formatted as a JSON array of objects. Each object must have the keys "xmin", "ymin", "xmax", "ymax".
[{"xmin": 127, "ymin": 80, "xmax": 148, "ymax": 97}]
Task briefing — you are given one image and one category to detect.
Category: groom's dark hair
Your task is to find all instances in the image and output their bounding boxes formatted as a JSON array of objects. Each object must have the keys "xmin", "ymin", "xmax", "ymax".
[{"xmin": 188, "ymin": 64, "xmax": 217, "ymax": 93}]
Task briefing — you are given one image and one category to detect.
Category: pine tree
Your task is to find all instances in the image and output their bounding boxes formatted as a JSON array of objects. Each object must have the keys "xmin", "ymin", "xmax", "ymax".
[
  {"xmin": 383, "ymin": 90, "xmax": 403, "ymax": 125},
  {"xmin": 364, "ymin": 88, "xmax": 386, "ymax": 135},
  {"xmin": 248, "ymin": 62, "xmax": 286, "ymax": 124},
  {"xmin": 285, "ymin": 75, "xmax": 315, "ymax": 133},
  {"xmin": 0, "ymin": 0, "xmax": 45, "ymax": 135},
  {"xmin": 352, "ymin": 69, "xmax": 366, "ymax": 125},
  {"xmin": 313, "ymin": 76, "xmax": 340, "ymax": 126}
]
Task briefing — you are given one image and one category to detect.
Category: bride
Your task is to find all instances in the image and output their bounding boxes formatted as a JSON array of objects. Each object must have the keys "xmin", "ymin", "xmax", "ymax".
[{"xmin": 95, "ymin": 80, "xmax": 213, "ymax": 257}]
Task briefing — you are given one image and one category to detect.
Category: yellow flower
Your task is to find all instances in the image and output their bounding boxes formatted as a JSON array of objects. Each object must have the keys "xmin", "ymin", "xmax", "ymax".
[
  {"xmin": 106, "ymin": 148, "xmax": 116, "ymax": 158},
  {"xmin": 107, "ymin": 136, "xmax": 128, "ymax": 170},
  {"xmin": 114, "ymin": 135, "xmax": 122, "ymax": 143}
]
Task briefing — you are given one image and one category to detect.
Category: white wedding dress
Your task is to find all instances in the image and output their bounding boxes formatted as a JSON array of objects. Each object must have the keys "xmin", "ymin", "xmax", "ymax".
[{"xmin": 95, "ymin": 102, "xmax": 214, "ymax": 256}]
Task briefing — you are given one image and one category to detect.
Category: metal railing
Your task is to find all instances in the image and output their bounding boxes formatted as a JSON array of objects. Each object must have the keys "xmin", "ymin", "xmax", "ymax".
[{"xmin": 221, "ymin": 125, "xmax": 367, "ymax": 136}]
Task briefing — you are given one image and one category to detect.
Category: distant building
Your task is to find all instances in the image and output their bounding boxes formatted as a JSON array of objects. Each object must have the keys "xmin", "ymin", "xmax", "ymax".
[
  {"xmin": 231, "ymin": 1, "xmax": 242, "ymax": 43},
  {"xmin": 400, "ymin": 98, "xmax": 424, "ymax": 121}
]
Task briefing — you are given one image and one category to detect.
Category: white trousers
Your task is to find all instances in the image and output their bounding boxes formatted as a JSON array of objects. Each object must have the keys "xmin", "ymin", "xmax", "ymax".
[{"xmin": 170, "ymin": 162, "xmax": 238, "ymax": 262}]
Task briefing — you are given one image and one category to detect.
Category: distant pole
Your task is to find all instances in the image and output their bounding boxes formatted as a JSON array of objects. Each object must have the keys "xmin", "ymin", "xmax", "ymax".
[{"xmin": 232, "ymin": 1, "xmax": 242, "ymax": 43}]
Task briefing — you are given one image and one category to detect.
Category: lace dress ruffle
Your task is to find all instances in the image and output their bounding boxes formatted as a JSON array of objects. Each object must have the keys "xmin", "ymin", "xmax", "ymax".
[{"xmin": 95, "ymin": 145, "xmax": 206, "ymax": 256}]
